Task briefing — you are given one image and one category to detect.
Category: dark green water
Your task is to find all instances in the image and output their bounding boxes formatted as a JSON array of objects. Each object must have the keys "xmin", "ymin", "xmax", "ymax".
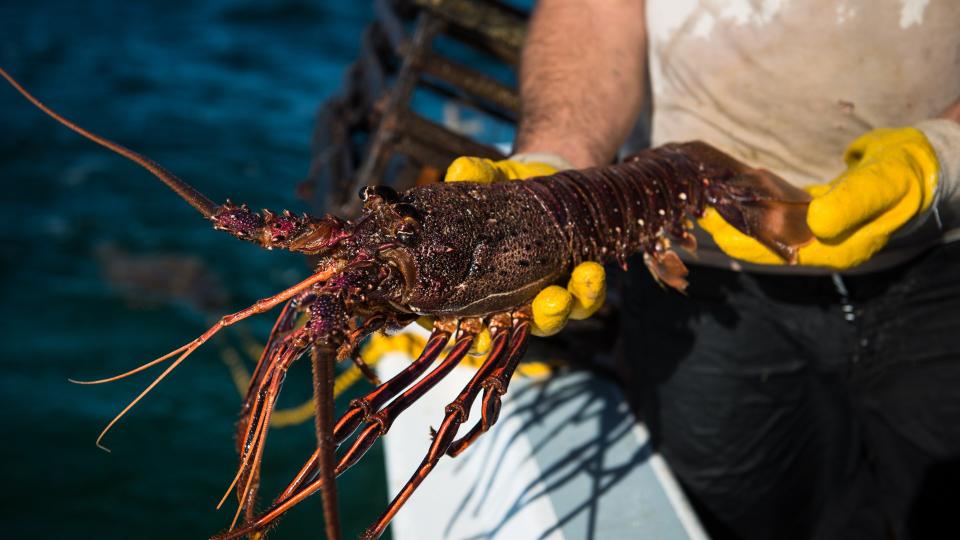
[{"xmin": 0, "ymin": 1, "xmax": 390, "ymax": 537}]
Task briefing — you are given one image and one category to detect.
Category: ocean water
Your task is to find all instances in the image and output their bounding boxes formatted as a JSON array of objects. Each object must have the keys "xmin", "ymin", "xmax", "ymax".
[{"xmin": 0, "ymin": 1, "xmax": 390, "ymax": 537}]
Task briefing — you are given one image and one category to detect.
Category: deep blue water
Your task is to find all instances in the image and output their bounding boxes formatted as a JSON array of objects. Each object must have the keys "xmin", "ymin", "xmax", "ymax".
[{"xmin": 0, "ymin": 1, "xmax": 390, "ymax": 537}]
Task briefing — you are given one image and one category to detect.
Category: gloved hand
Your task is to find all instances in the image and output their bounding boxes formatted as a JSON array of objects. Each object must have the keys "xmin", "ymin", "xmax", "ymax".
[
  {"xmin": 699, "ymin": 127, "xmax": 941, "ymax": 270},
  {"xmin": 445, "ymin": 155, "xmax": 606, "ymax": 336}
]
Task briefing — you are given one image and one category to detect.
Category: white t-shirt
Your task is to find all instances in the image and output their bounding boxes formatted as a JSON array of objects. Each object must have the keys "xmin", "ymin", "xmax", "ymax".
[{"xmin": 645, "ymin": 0, "xmax": 960, "ymax": 272}]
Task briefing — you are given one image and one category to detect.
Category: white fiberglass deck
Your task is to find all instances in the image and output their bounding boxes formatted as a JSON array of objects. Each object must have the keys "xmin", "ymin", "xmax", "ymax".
[{"xmin": 377, "ymin": 327, "xmax": 708, "ymax": 540}]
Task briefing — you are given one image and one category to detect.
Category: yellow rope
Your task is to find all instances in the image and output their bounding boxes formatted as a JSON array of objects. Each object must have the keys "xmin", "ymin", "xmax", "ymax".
[
  {"xmin": 358, "ymin": 331, "xmax": 558, "ymax": 378},
  {"xmin": 270, "ymin": 398, "xmax": 317, "ymax": 428}
]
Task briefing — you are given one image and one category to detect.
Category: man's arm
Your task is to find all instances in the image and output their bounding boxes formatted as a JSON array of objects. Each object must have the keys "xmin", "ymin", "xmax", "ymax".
[
  {"xmin": 514, "ymin": 0, "xmax": 647, "ymax": 168},
  {"xmin": 941, "ymin": 96, "xmax": 960, "ymax": 122}
]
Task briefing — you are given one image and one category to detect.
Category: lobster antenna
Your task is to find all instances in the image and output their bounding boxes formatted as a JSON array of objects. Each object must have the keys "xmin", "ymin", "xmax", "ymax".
[
  {"xmin": 68, "ymin": 343, "xmax": 191, "ymax": 385},
  {"xmin": 0, "ymin": 67, "xmax": 218, "ymax": 218}
]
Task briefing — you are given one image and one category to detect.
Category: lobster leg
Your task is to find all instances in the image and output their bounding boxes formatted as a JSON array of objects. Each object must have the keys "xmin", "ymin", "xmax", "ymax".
[
  {"xmin": 311, "ymin": 346, "xmax": 341, "ymax": 540},
  {"xmin": 335, "ymin": 323, "xmax": 457, "ymax": 444},
  {"xmin": 276, "ymin": 325, "xmax": 455, "ymax": 504},
  {"xmin": 338, "ymin": 315, "xmax": 389, "ymax": 386},
  {"xmin": 241, "ymin": 298, "xmax": 303, "ymax": 410},
  {"xmin": 447, "ymin": 318, "xmax": 532, "ymax": 457},
  {"xmin": 335, "ymin": 325, "xmax": 479, "ymax": 475},
  {"xmin": 215, "ymin": 326, "xmax": 479, "ymax": 540},
  {"xmin": 217, "ymin": 334, "xmax": 310, "ymax": 531},
  {"xmin": 228, "ymin": 288, "xmax": 356, "ymax": 534},
  {"xmin": 360, "ymin": 311, "xmax": 531, "ymax": 540},
  {"xmin": 235, "ymin": 298, "xmax": 304, "ymax": 459}
]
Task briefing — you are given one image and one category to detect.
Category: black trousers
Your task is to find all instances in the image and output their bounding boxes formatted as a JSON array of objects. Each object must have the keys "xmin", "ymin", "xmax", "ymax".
[{"xmin": 617, "ymin": 242, "xmax": 960, "ymax": 540}]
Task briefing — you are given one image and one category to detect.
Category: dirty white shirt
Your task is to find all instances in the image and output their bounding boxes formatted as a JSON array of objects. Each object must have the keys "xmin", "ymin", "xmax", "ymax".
[{"xmin": 646, "ymin": 0, "xmax": 960, "ymax": 273}]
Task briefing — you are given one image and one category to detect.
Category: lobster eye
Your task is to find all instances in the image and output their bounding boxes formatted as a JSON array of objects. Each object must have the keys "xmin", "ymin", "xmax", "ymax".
[
  {"xmin": 359, "ymin": 185, "xmax": 399, "ymax": 203},
  {"xmin": 394, "ymin": 203, "xmax": 421, "ymax": 221},
  {"xmin": 395, "ymin": 216, "xmax": 419, "ymax": 243}
]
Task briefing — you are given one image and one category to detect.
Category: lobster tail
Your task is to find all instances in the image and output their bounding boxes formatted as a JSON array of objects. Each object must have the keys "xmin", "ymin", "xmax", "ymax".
[
  {"xmin": 707, "ymin": 166, "xmax": 814, "ymax": 263},
  {"xmin": 631, "ymin": 141, "xmax": 814, "ymax": 264},
  {"xmin": 521, "ymin": 141, "xmax": 814, "ymax": 289},
  {"xmin": 670, "ymin": 141, "xmax": 812, "ymax": 263}
]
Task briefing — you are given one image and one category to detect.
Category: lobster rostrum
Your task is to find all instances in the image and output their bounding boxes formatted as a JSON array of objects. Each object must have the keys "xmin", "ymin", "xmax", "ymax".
[{"xmin": 2, "ymin": 67, "xmax": 813, "ymax": 539}]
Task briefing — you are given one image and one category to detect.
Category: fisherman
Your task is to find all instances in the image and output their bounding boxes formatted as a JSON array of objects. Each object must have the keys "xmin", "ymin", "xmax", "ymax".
[{"xmin": 445, "ymin": 1, "xmax": 960, "ymax": 538}]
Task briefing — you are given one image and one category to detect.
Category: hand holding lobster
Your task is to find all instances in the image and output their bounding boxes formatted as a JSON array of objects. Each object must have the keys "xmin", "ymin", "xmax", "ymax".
[
  {"xmin": 701, "ymin": 127, "xmax": 944, "ymax": 270},
  {"xmin": 444, "ymin": 154, "xmax": 607, "ymax": 336}
]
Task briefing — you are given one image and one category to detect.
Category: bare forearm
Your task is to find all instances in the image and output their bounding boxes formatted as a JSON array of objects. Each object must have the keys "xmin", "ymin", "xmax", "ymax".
[
  {"xmin": 515, "ymin": 0, "xmax": 647, "ymax": 168},
  {"xmin": 941, "ymin": 96, "xmax": 960, "ymax": 123}
]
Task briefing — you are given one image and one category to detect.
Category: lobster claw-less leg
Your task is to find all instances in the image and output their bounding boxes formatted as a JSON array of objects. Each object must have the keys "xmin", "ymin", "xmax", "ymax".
[
  {"xmin": 219, "ymin": 328, "xmax": 313, "ymax": 531},
  {"xmin": 227, "ymin": 297, "xmax": 300, "ymax": 519},
  {"xmin": 298, "ymin": 314, "xmax": 397, "ymax": 540},
  {"xmin": 273, "ymin": 322, "xmax": 457, "ymax": 505},
  {"xmin": 238, "ymin": 297, "xmax": 304, "ymax": 425},
  {"xmin": 447, "ymin": 314, "xmax": 533, "ymax": 458},
  {"xmin": 361, "ymin": 308, "xmax": 532, "ymax": 540},
  {"xmin": 336, "ymin": 322, "xmax": 454, "ymax": 442},
  {"xmin": 338, "ymin": 315, "xmax": 389, "ymax": 386},
  {"xmin": 233, "ymin": 296, "xmax": 304, "ymax": 515},
  {"xmin": 214, "ymin": 320, "xmax": 479, "ymax": 540},
  {"xmin": 335, "ymin": 320, "xmax": 482, "ymax": 480},
  {"xmin": 311, "ymin": 345, "xmax": 341, "ymax": 540},
  {"xmin": 307, "ymin": 313, "xmax": 402, "ymax": 540}
]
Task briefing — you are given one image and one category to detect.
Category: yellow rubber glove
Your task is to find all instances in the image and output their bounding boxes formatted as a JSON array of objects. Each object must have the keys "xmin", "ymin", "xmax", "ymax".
[
  {"xmin": 699, "ymin": 127, "xmax": 940, "ymax": 270},
  {"xmin": 445, "ymin": 156, "xmax": 607, "ymax": 336},
  {"xmin": 445, "ymin": 156, "xmax": 558, "ymax": 183}
]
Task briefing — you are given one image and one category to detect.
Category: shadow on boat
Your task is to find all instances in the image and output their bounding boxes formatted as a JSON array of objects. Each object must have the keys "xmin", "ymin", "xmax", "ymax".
[{"xmin": 444, "ymin": 370, "xmax": 654, "ymax": 540}]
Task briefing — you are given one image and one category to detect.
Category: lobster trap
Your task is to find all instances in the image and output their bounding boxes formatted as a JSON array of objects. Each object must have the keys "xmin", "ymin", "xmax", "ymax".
[{"xmin": 300, "ymin": 0, "xmax": 526, "ymax": 216}]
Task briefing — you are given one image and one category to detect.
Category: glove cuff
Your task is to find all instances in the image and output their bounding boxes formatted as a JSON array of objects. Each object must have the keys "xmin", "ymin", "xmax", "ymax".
[
  {"xmin": 509, "ymin": 152, "xmax": 575, "ymax": 172},
  {"xmin": 915, "ymin": 119, "xmax": 960, "ymax": 208}
]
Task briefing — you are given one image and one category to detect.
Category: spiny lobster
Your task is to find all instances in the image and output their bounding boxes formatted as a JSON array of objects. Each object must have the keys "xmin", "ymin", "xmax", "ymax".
[{"xmin": 1, "ymin": 67, "xmax": 812, "ymax": 539}]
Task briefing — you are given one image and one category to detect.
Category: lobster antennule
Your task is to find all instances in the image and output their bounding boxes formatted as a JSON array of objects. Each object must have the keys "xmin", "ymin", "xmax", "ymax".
[
  {"xmin": 0, "ymin": 67, "xmax": 220, "ymax": 218},
  {"xmin": 210, "ymin": 203, "xmax": 351, "ymax": 255}
]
